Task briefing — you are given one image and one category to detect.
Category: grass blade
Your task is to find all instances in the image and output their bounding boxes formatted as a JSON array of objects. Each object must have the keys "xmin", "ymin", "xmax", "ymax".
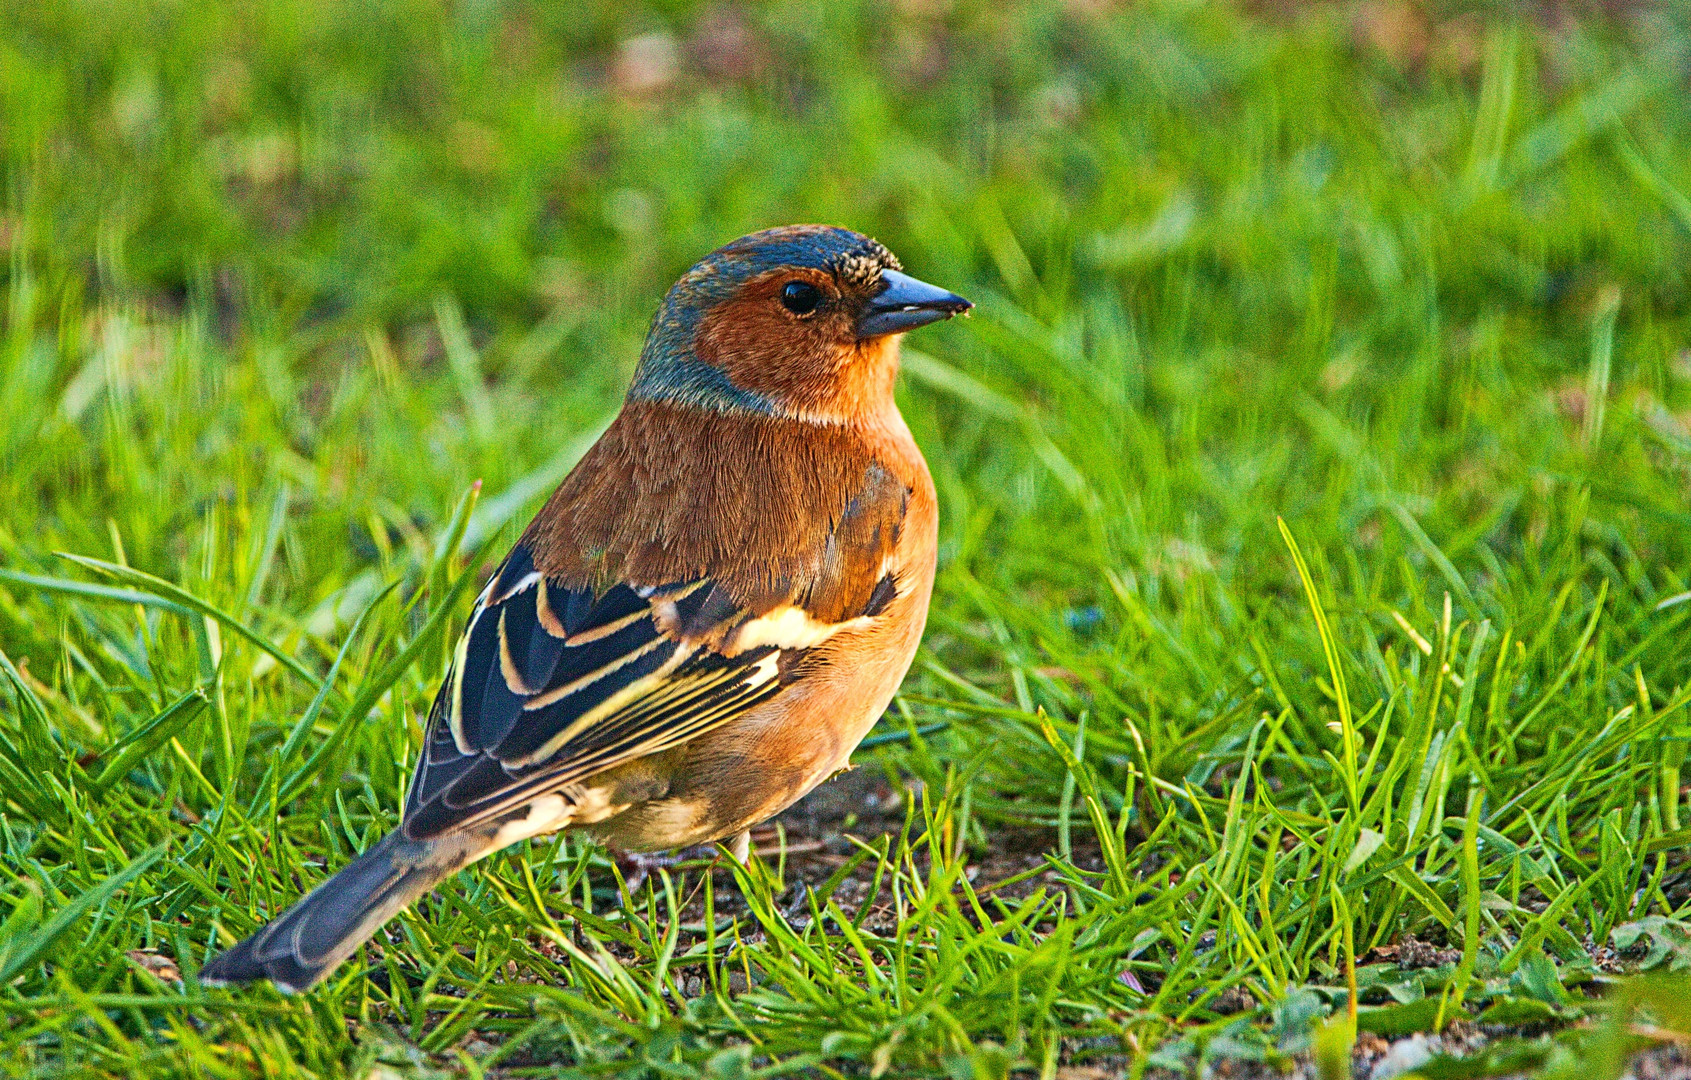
[
  {"xmin": 0, "ymin": 843, "xmax": 166, "ymax": 982},
  {"xmin": 88, "ymin": 683, "xmax": 213, "ymax": 790},
  {"xmin": 53, "ymin": 555, "xmax": 321, "ymax": 689}
]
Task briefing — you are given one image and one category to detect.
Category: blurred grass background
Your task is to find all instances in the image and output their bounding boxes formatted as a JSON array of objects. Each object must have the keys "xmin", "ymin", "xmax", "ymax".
[{"xmin": 3, "ymin": 0, "xmax": 1691, "ymax": 1076}]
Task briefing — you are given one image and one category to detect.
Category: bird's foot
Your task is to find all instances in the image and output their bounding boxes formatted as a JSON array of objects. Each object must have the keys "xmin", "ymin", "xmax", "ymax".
[
  {"xmin": 613, "ymin": 850, "xmax": 684, "ymax": 897},
  {"xmin": 612, "ymin": 832, "xmax": 750, "ymax": 896}
]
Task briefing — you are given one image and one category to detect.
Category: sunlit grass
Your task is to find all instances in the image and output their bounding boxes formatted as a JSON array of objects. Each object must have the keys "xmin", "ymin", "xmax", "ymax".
[{"xmin": 3, "ymin": 1, "xmax": 1691, "ymax": 1076}]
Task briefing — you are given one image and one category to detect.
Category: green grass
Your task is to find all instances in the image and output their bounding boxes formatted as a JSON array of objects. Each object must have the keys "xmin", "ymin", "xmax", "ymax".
[{"xmin": 4, "ymin": 0, "xmax": 1691, "ymax": 1076}]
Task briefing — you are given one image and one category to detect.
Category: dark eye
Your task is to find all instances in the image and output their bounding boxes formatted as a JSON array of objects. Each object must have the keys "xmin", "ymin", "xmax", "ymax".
[{"xmin": 780, "ymin": 280, "xmax": 823, "ymax": 316}]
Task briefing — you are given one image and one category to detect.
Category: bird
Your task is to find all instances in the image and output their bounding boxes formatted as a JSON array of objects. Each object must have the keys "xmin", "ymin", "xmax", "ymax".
[{"xmin": 200, "ymin": 224, "xmax": 971, "ymax": 992}]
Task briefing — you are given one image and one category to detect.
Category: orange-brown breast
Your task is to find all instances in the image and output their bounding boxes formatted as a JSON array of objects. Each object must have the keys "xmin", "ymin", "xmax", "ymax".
[
  {"xmin": 539, "ymin": 397, "xmax": 939, "ymax": 850},
  {"xmin": 521, "ymin": 397, "xmax": 925, "ymax": 620}
]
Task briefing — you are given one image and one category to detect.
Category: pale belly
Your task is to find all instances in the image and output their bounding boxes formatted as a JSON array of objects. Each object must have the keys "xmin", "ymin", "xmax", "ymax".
[{"xmin": 590, "ymin": 580, "xmax": 931, "ymax": 852}]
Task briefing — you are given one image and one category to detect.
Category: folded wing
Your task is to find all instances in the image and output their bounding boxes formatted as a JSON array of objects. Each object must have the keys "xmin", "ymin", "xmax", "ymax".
[{"xmin": 403, "ymin": 544, "xmax": 792, "ymax": 839}]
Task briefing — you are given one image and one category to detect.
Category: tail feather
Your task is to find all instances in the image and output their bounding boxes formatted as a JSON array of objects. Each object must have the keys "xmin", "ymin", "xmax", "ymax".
[{"xmin": 201, "ymin": 831, "xmax": 482, "ymax": 993}]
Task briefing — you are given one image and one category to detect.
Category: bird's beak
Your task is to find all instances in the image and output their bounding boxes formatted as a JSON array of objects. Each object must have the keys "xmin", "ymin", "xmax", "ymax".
[{"xmin": 857, "ymin": 269, "xmax": 973, "ymax": 340}]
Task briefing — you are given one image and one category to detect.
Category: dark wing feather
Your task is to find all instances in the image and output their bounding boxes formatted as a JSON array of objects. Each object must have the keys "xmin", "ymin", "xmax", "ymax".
[{"xmin": 402, "ymin": 544, "xmax": 781, "ymax": 840}]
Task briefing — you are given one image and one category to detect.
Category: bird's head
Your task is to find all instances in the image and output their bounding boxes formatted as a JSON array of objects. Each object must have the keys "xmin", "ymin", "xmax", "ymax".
[{"xmin": 629, "ymin": 225, "xmax": 971, "ymax": 423}]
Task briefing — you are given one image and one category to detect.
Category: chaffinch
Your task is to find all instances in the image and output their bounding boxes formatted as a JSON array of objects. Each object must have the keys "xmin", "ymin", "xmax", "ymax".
[{"xmin": 201, "ymin": 225, "xmax": 971, "ymax": 992}]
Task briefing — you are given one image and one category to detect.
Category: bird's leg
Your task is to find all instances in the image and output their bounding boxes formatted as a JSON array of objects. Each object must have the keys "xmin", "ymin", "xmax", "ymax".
[
  {"xmin": 611, "ymin": 832, "xmax": 753, "ymax": 897},
  {"xmin": 727, "ymin": 830, "xmax": 751, "ymax": 864},
  {"xmin": 612, "ymin": 849, "xmax": 684, "ymax": 897}
]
